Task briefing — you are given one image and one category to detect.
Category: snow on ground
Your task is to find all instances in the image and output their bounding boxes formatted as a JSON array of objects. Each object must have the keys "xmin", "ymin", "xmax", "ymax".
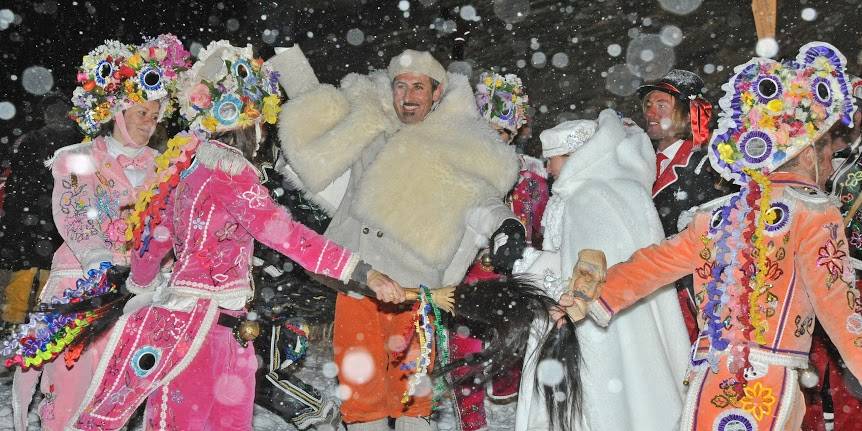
[{"xmin": 0, "ymin": 343, "xmax": 516, "ymax": 430}]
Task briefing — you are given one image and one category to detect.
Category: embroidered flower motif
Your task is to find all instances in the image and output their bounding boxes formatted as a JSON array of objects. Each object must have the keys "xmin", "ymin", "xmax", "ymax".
[
  {"xmin": 817, "ymin": 239, "xmax": 847, "ymax": 279},
  {"xmin": 240, "ymin": 187, "xmax": 268, "ymax": 209},
  {"xmin": 739, "ymin": 381, "xmax": 777, "ymax": 421},
  {"xmin": 103, "ymin": 219, "xmax": 127, "ymax": 245},
  {"xmin": 191, "ymin": 217, "xmax": 205, "ymax": 230},
  {"xmin": 846, "ymin": 314, "xmax": 862, "ymax": 336}
]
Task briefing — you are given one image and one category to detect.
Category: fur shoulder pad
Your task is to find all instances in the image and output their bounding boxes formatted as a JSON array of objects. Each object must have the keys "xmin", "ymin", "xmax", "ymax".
[
  {"xmin": 195, "ymin": 140, "xmax": 259, "ymax": 178},
  {"xmin": 279, "ymin": 72, "xmax": 396, "ymax": 193},
  {"xmin": 44, "ymin": 140, "xmax": 95, "ymax": 168}
]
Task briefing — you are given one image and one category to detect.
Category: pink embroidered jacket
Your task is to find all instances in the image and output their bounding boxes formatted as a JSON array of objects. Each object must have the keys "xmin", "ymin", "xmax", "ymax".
[
  {"xmin": 48, "ymin": 137, "xmax": 157, "ymax": 285},
  {"xmin": 128, "ymin": 140, "xmax": 359, "ymax": 303},
  {"xmin": 11, "ymin": 137, "xmax": 157, "ymax": 431}
]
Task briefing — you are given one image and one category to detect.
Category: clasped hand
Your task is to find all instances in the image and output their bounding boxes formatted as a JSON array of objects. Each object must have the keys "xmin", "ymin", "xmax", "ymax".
[
  {"xmin": 551, "ymin": 249, "xmax": 607, "ymax": 326},
  {"xmin": 366, "ymin": 269, "xmax": 407, "ymax": 304}
]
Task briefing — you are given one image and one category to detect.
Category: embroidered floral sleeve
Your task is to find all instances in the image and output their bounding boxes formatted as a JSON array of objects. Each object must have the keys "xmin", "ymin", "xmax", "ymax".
[
  {"xmin": 213, "ymin": 168, "xmax": 358, "ymax": 282},
  {"xmin": 592, "ymin": 212, "xmax": 704, "ymax": 325},
  {"xmin": 798, "ymin": 208, "xmax": 862, "ymax": 380},
  {"xmin": 51, "ymin": 150, "xmax": 121, "ymax": 271}
]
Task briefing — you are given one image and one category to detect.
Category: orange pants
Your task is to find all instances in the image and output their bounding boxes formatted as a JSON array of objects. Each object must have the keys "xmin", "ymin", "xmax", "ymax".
[
  {"xmin": 3, "ymin": 268, "xmax": 49, "ymax": 323},
  {"xmin": 333, "ymin": 293, "xmax": 434, "ymax": 423}
]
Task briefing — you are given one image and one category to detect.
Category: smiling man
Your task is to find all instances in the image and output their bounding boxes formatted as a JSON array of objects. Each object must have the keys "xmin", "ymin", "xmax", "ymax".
[
  {"xmin": 267, "ymin": 47, "xmax": 523, "ymax": 431},
  {"xmin": 637, "ymin": 69, "xmax": 729, "ymax": 342}
]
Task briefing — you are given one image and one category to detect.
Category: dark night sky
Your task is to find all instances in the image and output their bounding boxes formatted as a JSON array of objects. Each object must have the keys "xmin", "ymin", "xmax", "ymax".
[{"xmin": 0, "ymin": 0, "xmax": 860, "ymax": 153}]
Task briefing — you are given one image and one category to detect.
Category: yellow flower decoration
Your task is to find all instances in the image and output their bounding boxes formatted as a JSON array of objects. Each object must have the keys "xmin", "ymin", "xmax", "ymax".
[
  {"xmin": 202, "ymin": 116, "xmax": 219, "ymax": 132},
  {"xmin": 261, "ymin": 95, "xmax": 281, "ymax": 124},
  {"xmin": 92, "ymin": 103, "xmax": 111, "ymax": 122},
  {"xmin": 766, "ymin": 99, "xmax": 784, "ymax": 113},
  {"xmin": 128, "ymin": 91, "xmax": 143, "ymax": 104},
  {"xmin": 741, "ymin": 91, "xmax": 755, "ymax": 107},
  {"xmin": 739, "ymin": 381, "xmax": 777, "ymax": 421},
  {"xmin": 757, "ymin": 114, "xmax": 775, "ymax": 130},
  {"xmin": 718, "ymin": 142, "xmax": 736, "ymax": 163},
  {"xmin": 483, "ymin": 76, "xmax": 493, "ymax": 86},
  {"xmin": 127, "ymin": 53, "xmax": 143, "ymax": 69},
  {"xmin": 236, "ymin": 113, "xmax": 254, "ymax": 129},
  {"xmin": 805, "ymin": 122, "xmax": 817, "ymax": 137}
]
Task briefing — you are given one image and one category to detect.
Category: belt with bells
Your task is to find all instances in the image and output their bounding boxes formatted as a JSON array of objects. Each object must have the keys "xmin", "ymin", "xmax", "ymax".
[{"xmin": 217, "ymin": 313, "xmax": 261, "ymax": 347}]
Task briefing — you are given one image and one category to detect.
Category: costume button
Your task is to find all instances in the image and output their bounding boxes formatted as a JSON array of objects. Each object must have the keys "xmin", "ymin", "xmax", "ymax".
[
  {"xmin": 376, "ymin": 231, "xmax": 384, "ymax": 238},
  {"xmin": 362, "ymin": 227, "xmax": 370, "ymax": 234}
]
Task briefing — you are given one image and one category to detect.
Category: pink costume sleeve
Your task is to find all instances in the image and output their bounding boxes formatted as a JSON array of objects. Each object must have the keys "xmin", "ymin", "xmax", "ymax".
[
  {"xmin": 51, "ymin": 151, "xmax": 116, "ymax": 271},
  {"xmin": 213, "ymin": 168, "xmax": 359, "ymax": 282},
  {"xmin": 590, "ymin": 213, "xmax": 704, "ymax": 325},
  {"xmin": 128, "ymin": 196, "xmax": 175, "ymax": 293},
  {"xmin": 797, "ymin": 207, "xmax": 862, "ymax": 380}
]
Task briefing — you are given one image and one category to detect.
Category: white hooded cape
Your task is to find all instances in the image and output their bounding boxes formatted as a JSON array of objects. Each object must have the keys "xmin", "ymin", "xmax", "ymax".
[{"xmin": 514, "ymin": 109, "xmax": 690, "ymax": 431}]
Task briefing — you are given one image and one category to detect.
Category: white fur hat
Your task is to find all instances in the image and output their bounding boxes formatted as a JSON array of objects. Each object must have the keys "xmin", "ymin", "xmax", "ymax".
[
  {"xmin": 540, "ymin": 119, "xmax": 598, "ymax": 158},
  {"xmin": 388, "ymin": 49, "xmax": 447, "ymax": 89}
]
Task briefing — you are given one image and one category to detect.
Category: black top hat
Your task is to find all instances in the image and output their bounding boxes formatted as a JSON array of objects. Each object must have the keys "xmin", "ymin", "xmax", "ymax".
[{"xmin": 637, "ymin": 69, "xmax": 706, "ymax": 103}]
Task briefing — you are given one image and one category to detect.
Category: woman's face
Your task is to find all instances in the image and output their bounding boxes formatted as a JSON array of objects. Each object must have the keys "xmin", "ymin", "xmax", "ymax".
[
  {"xmin": 117, "ymin": 100, "xmax": 160, "ymax": 148},
  {"xmin": 547, "ymin": 154, "xmax": 570, "ymax": 179}
]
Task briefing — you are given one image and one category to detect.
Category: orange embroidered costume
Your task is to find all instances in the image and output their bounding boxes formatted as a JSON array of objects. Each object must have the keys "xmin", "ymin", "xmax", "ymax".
[{"xmin": 584, "ymin": 42, "xmax": 860, "ymax": 431}]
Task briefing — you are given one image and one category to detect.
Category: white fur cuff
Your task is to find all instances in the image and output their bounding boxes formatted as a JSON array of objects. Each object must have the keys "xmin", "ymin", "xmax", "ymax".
[
  {"xmin": 265, "ymin": 45, "xmax": 320, "ymax": 99},
  {"xmin": 588, "ymin": 298, "xmax": 614, "ymax": 327}
]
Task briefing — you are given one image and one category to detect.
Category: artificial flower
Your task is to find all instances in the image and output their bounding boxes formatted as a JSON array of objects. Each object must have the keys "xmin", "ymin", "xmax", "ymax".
[
  {"xmin": 127, "ymin": 53, "xmax": 143, "ymax": 69},
  {"xmin": 202, "ymin": 115, "xmax": 219, "ymax": 132},
  {"xmin": 718, "ymin": 142, "xmax": 735, "ymax": 163},
  {"xmin": 261, "ymin": 94, "xmax": 281, "ymax": 124},
  {"xmin": 188, "ymin": 83, "xmax": 213, "ymax": 109}
]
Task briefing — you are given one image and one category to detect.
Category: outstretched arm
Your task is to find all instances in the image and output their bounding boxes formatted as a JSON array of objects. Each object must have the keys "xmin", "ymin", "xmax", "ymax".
[
  {"xmin": 586, "ymin": 213, "xmax": 704, "ymax": 326},
  {"xmin": 214, "ymin": 168, "xmax": 404, "ymax": 302}
]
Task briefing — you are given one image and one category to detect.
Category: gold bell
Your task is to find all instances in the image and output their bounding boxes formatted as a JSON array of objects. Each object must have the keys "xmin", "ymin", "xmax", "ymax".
[
  {"xmin": 480, "ymin": 252, "xmax": 493, "ymax": 270},
  {"xmin": 236, "ymin": 320, "xmax": 261, "ymax": 342}
]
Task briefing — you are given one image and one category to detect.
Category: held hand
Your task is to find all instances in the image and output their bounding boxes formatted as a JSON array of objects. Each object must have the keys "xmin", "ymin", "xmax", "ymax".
[
  {"xmin": 568, "ymin": 249, "xmax": 607, "ymax": 302},
  {"xmin": 366, "ymin": 270, "xmax": 406, "ymax": 304},
  {"xmin": 552, "ymin": 291, "xmax": 589, "ymax": 327}
]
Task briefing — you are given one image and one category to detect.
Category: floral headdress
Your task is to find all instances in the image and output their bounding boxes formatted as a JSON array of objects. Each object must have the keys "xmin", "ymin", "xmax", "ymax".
[
  {"xmin": 69, "ymin": 35, "xmax": 190, "ymax": 136},
  {"xmin": 474, "ymin": 72, "xmax": 529, "ymax": 134},
  {"xmin": 178, "ymin": 40, "xmax": 282, "ymax": 134},
  {"xmin": 699, "ymin": 42, "xmax": 856, "ymax": 395},
  {"xmin": 709, "ymin": 42, "xmax": 855, "ymax": 184}
]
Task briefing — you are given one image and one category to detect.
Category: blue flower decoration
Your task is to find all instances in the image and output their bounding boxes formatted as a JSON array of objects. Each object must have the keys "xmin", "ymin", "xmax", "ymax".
[{"xmin": 213, "ymin": 94, "xmax": 242, "ymax": 125}]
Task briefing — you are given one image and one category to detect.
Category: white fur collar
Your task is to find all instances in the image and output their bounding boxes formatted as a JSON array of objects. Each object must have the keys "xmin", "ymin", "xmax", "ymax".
[{"xmin": 195, "ymin": 140, "xmax": 259, "ymax": 177}]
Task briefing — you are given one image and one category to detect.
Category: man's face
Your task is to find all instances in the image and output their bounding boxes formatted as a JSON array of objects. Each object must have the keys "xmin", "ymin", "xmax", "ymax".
[
  {"xmin": 642, "ymin": 90, "xmax": 681, "ymax": 142},
  {"xmin": 392, "ymin": 72, "xmax": 442, "ymax": 124}
]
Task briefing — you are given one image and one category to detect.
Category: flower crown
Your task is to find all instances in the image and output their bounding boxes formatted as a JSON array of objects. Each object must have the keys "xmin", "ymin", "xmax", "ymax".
[
  {"xmin": 178, "ymin": 40, "xmax": 282, "ymax": 134},
  {"xmin": 475, "ymin": 72, "xmax": 529, "ymax": 133},
  {"xmin": 69, "ymin": 35, "xmax": 191, "ymax": 136},
  {"xmin": 709, "ymin": 42, "xmax": 856, "ymax": 185}
]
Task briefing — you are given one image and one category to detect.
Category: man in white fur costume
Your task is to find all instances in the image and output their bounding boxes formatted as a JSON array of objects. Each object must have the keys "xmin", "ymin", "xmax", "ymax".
[
  {"xmin": 266, "ymin": 47, "xmax": 523, "ymax": 431},
  {"xmin": 514, "ymin": 109, "xmax": 691, "ymax": 430}
]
